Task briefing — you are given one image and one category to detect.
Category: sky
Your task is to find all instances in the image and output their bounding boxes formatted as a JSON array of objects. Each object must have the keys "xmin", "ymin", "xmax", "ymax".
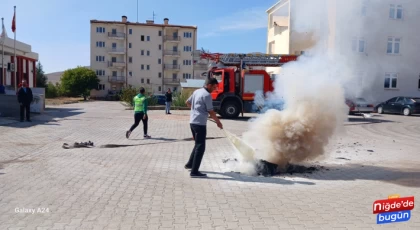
[{"xmin": 0, "ymin": 0, "xmax": 279, "ymax": 73}]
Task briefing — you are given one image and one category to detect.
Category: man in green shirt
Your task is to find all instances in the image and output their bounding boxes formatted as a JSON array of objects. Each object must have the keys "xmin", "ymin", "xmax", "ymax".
[{"xmin": 126, "ymin": 87, "xmax": 151, "ymax": 139}]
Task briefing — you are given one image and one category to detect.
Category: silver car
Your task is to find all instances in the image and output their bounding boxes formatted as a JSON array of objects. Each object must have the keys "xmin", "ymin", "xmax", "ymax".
[{"xmin": 346, "ymin": 97, "xmax": 375, "ymax": 115}]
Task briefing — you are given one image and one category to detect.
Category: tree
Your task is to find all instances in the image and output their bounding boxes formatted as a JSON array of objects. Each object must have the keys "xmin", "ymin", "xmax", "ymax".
[
  {"xmin": 36, "ymin": 62, "xmax": 48, "ymax": 88},
  {"xmin": 60, "ymin": 66, "xmax": 99, "ymax": 100}
]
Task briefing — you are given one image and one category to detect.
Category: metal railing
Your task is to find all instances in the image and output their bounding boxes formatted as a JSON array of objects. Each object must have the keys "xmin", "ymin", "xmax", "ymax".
[
  {"xmin": 164, "ymin": 78, "xmax": 180, "ymax": 84},
  {"xmin": 107, "ymin": 61, "xmax": 126, "ymax": 67},
  {"xmin": 108, "ymin": 32, "xmax": 125, "ymax": 38},
  {"xmin": 108, "ymin": 76, "xmax": 126, "ymax": 83},
  {"xmin": 164, "ymin": 35, "xmax": 181, "ymax": 42},
  {"xmin": 163, "ymin": 50, "xmax": 181, "ymax": 56},
  {"xmin": 164, "ymin": 64, "xmax": 180, "ymax": 70},
  {"xmin": 107, "ymin": 48, "xmax": 125, "ymax": 53}
]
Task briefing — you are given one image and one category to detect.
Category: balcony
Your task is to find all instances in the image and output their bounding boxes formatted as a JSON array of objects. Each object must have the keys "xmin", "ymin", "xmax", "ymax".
[
  {"xmin": 164, "ymin": 35, "xmax": 181, "ymax": 42},
  {"xmin": 164, "ymin": 50, "xmax": 181, "ymax": 56},
  {"xmin": 164, "ymin": 78, "xmax": 180, "ymax": 85},
  {"xmin": 193, "ymin": 63, "xmax": 209, "ymax": 70},
  {"xmin": 107, "ymin": 48, "xmax": 125, "ymax": 54},
  {"xmin": 107, "ymin": 61, "xmax": 126, "ymax": 68},
  {"xmin": 108, "ymin": 32, "xmax": 125, "ymax": 39},
  {"xmin": 164, "ymin": 64, "xmax": 180, "ymax": 70},
  {"xmin": 108, "ymin": 76, "xmax": 126, "ymax": 83}
]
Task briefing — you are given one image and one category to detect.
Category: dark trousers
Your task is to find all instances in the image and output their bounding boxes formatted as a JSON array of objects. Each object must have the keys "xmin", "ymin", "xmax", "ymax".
[
  {"xmin": 20, "ymin": 103, "xmax": 31, "ymax": 121},
  {"xmin": 186, "ymin": 124, "xmax": 207, "ymax": 174},
  {"xmin": 129, "ymin": 112, "xmax": 148, "ymax": 135}
]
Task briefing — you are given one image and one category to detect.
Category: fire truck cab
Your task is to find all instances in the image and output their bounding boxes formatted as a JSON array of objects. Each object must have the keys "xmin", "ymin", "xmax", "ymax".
[{"xmin": 194, "ymin": 52, "xmax": 298, "ymax": 119}]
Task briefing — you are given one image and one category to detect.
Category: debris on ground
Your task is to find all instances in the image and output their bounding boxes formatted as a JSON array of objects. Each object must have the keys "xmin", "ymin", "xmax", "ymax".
[
  {"xmin": 222, "ymin": 158, "xmax": 327, "ymax": 177},
  {"xmin": 367, "ymin": 150, "xmax": 374, "ymax": 152},
  {"xmin": 62, "ymin": 141, "xmax": 94, "ymax": 149},
  {"xmin": 336, "ymin": 157, "xmax": 351, "ymax": 161}
]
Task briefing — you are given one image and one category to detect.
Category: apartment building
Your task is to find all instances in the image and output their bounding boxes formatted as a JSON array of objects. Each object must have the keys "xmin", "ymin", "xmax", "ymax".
[
  {"xmin": 266, "ymin": 0, "xmax": 420, "ymax": 103},
  {"xmin": 90, "ymin": 16, "xmax": 197, "ymax": 97}
]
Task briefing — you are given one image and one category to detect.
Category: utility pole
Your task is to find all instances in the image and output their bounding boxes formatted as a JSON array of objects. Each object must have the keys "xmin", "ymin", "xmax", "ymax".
[{"xmin": 136, "ymin": 0, "xmax": 139, "ymax": 22}]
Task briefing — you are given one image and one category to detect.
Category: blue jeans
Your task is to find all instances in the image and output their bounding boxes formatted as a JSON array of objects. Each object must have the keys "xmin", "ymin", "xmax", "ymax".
[{"xmin": 165, "ymin": 101, "xmax": 171, "ymax": 113}]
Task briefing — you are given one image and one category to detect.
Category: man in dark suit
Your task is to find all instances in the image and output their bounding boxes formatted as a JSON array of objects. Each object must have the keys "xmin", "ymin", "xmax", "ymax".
[{"xmin": 17, "ymin": 80, "xmax": 33, "ymax": 122}]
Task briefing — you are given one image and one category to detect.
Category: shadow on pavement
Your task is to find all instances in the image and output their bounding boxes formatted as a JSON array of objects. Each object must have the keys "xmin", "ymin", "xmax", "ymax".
[
  {"xmin": 294, "ymin": 163, "xmax": 420, "ymax": 188},
  {"xmin": 345, "ymin": 116, "xmax": 396, "ymax": 125},
  {"xmin": 0, "ymin": 107, "xmax": 84, "ymax": 128},
  {"xmin": 89, "ymin": 137, "xmax": 225, "ymax": 148},
  {"xmin": 200, "ymin": 171, "xmax": 316, "ymax": 186}
]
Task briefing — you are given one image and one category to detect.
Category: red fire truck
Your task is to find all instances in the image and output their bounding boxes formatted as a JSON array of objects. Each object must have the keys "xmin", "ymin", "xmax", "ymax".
[{"xmin": 193, "ymin": 52, "xmax": 299, "ymax": 119}]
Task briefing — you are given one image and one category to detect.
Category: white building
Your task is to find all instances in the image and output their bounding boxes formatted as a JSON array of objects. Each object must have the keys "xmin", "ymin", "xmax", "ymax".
[
  {"xmin": 266, "ymin": 0, "xmax": 420, "ymax": 103},
  {"xmin": 0, "ymin": 36, "xmax": 39, "ymax": 88},
  {"xmin": 90, "ymin": 16, "xmax": 197, "ymax": 97}
]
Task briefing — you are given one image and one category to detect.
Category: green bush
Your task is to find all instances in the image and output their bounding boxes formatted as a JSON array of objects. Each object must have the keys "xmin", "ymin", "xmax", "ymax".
[
  {"xmin": 120, "ymin": 86, "xmax": 157, "ymax": 106},
  {"xmin": 172, "ymin": 91, "xmax": 193, "ymax": 107},
  {"xmin": 46, "ymin": 82, "xmax": 59, "ymax": 98}
]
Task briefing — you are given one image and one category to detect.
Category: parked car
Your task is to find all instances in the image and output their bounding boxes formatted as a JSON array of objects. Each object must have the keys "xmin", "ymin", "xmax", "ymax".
[
  {"xmin": 375, "ymin": 96, "xmax": 420, "ymax": 116},
  {"xmin": 345, "ymin": 97, "xmax": 375, "ymax": 115},
  {"xmin": 152, "ymin": 94, "xmax": 166, "ymax": 105}
]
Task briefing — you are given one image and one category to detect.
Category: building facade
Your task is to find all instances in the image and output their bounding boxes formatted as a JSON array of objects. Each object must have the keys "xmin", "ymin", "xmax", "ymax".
[
  {"xmin": 0, "ymin": 37, "xmax": 38, "ymax": 88},
  {"xmin": 266, "ymin": 0, "xmax": 420, "ymax": 104},
  {"xmin": 90, "ymin": 16, "xmax": 197, "ymax": 97}
]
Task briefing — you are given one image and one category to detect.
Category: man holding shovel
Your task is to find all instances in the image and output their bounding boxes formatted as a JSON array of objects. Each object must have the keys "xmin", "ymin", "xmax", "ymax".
[{"xmin": 184, "ymin": 77, "xmax": 223, "ymax": 178}]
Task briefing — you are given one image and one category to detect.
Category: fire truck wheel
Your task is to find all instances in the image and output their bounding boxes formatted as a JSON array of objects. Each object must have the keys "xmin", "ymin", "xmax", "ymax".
[{"xmin": 221, "ymin": 101, "xmax": 240, "ymax": 119}]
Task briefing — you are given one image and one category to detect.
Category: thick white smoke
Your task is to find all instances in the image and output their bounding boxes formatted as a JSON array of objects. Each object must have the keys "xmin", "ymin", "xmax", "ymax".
[{"xmin": 228, "ymin": 0, "xmax": 392, "ymax": 175}]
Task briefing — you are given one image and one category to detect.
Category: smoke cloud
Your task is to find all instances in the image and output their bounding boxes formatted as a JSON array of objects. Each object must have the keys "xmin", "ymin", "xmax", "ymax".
[{"xmin": 229, "ymin": 0, "xmax": 392, "ymax": 174}]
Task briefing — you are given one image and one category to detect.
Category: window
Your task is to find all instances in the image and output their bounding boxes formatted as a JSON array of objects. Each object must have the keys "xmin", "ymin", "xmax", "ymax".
[
  {"xmin": 158, "ymin": 31, "xmax": 162, "ymax": 36},
  {"xmin": 129, "ymin": 28, "xmax": 132, "ymax": 34},
  {"xmin": 389, "ymin": 4, "xmax": 403, "ymax": 19},
  {"xmin": 141, "ymin": 78, "xmax": 144, "ymax": 84},
  {"xmin": 96, "ymin": 56, "xmax": 105, "ymax": 62},
  {"xmin": 96, "ymin": 70, "xmax": 105, "ymax": 76},
  {"xmin": 384, "ymin": 73, "xmax": 397, "ymax": 89},
  {"xmin": 141, "ymin": 65, "xmax": 144, "ymax": 70},
  {"xmin": 351, "ymin": 37, "xmax": 365, "ymax": 53},
  {"xmin": 158, "ymin": 59, "xmax": 161, "ymax": 64},
  {"xmin": 387, "ymin": 37, "xmax": 401, "ymax": 54},
  {"xmin": 147, "ymin": 79, "xmax": 150, "ymax": 84},
  {"xmin": 111, "ymin": 28, "xmax": 117, "ymax": 35},
  {"xmin": 111, "ymin": 57, "xmax": 117, "ymax": 62},
  {"xmin": 361, "ymin": 2, "xmax": 367, "ymax": 16},
  {"xmin": 147, "ymin": 36, "xmax": 150, "ymax": 41},
  {"xmin": 141, "ymin": 50, "xmax": 144, "ymax": 56},
  {"xmin": 112, "ymin": 42, "xmax": 116, "ymax": 48},
  {"xmin": 183, "ymin": 60, "xmax": 192, "ymax": 65},
  {"xmin": 158, "ymin": 72, "xmax": 162, "ymax": 78},
  {"xmin": 147, "ymin": 65, "xmax": 150, "ymax": 70},
  {"xmin": 96, "ymin": 41, "xmax": 105, "ymax": 47},
  {"xmin": 183, "ymin": 73, "xmax": 192, "ymax": 79},
  {"xmin": 129, "ymin": 71, "xmax": 132, "ymax": 77},
  {"xmin": 96, "ymin": 27, "xmax": 105, "ymax": 33},
  {"xmin": 158, "ymin": 86, "xmax": 162, "ymax": 91},
  {"xmin": 129, "ymin": 57, "xmax": 133, "ymax": 63},
  {"xmin": 183, "ymin": 46, "xmax": 192, "ymax": 52},
  {"xmin": 172, "ymin": 73, "xmax": 177, "ymax": 79},
  {"xmin": 141, "ymin": 35, "xmax": 144, "ymax": 41},
  {"xmin": 97, "ymin": 84, "xmax": 105, "ymax": 90},
  {"xmin": 147, "ymin": 50, "xmax": 150, "ymax": 56},
  {"xmin": 112, "ymin": 71, "xmax": 117, "ymax": 76},
  {"xmin": 183, "ymin": 32, "xmax": 192, "ymax": 38},
  {"xmin": 159, "ymin": 45, "xmax": 162, "ymax": 50},
  {"xmin": 129, "ymin": 43, "xmax": 132, "ymax": 48},
  {"xmin": 418, "ymin": 74, "xmax": 420, "ymax": 90}
]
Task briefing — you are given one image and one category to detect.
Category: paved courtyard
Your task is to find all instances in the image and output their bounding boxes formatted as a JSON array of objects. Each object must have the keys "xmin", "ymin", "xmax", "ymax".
[{"xmin": 0, "ymin": 101, "xmax": 419, "ymax": 230}]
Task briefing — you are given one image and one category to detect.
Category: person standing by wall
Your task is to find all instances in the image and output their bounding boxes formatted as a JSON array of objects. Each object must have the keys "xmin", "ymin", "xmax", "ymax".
[
  {"xmin": 165, "ymin": 88, "xmax": 172, "ymax": 114},
  {"xmin": 126, "ymin": 87, "xmax": 151, "ymax": 139},
  {"xmin": 17, "ymin": 80, "xmax": 33, "ymax": 122},
  {"xmin": 184, "ymin": 78, "xmax": 223, "ymax": 178}
]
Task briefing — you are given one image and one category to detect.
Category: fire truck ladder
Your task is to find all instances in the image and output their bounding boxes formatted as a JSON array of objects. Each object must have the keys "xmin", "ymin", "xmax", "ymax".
[{"xmin": 193, "ymin": 51, "xmax": 298, "ymax": 67}]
